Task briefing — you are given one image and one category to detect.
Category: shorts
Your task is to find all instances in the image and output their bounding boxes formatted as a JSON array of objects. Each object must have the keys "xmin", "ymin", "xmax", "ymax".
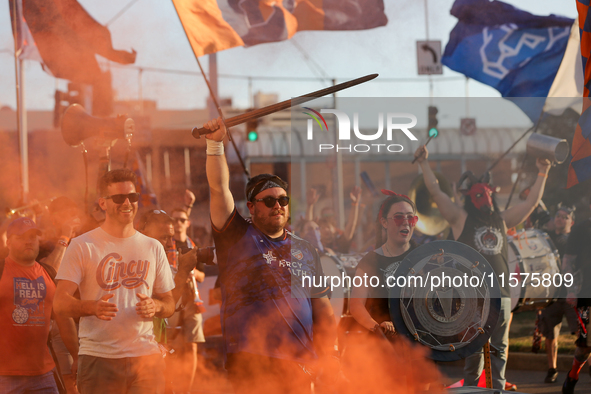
[
  {"xmin": 182, "ymin": 303, "xmax": 205, "ymax": 344},
  {"xmin": 0, "ymin": 370, "xmax": 58, "ymax": 394},
  {"xmin": 77, "ymin": 354, "xmax": 165, "ymax": 394},
  {"xmin": 539, "ymin": 299, "xmax": 579, "ymax": 339},
  {"xmin": 50, "ymin": 320, "xmax": 75, "ymax": 375}
]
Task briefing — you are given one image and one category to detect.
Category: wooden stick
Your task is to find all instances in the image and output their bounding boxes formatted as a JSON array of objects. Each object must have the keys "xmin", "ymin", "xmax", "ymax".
[{"xmin": 191, "ymin": 74, "xmax": 379, "ymax": 139}]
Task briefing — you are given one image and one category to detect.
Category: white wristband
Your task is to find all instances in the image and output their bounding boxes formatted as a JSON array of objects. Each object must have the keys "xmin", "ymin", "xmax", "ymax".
[{"xmin": 206, "ymin": 139, "xmax": 224, "ymax": 156}]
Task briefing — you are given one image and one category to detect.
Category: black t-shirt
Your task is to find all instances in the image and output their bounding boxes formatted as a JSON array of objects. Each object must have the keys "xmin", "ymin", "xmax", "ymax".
[
  {"xmin": 565, "ymin": 219, "xmax": 591, "ymax": 306},
  {"xmin": 548, "ymin": 231, "xmax": 569, "ymax": 260},
  {"xmin": 354, "ymin": 244, "xmax": 416, "ymax": 324},
  {"xmin": 455, "ymin": 211, "xmax": 510, "ymax": 297}
]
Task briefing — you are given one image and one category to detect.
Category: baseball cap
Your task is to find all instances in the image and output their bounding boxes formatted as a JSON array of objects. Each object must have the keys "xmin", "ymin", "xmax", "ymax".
[{"xmin": 7, "ymin": 217, "xmax": 42, "ymax": 238}]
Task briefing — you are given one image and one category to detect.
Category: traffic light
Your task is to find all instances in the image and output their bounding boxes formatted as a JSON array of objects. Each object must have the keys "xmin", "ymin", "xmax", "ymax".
[
  {"xmin": 427, "ymin": 106, "xmax": 439, "ymax": 138},
  {"xmin": 246, "ymin": 119, "xmax": 259, "ymax": 142}
]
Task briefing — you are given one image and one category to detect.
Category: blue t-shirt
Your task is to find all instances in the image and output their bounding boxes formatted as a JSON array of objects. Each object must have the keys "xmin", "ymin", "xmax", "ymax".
[{"xmin": 212, "ymin": 209, "xmax": 329, "ymax": 363}]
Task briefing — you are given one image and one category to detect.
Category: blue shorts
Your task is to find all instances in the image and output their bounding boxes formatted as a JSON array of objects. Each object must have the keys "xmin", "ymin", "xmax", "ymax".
[{"xmin": 0, "ymin": 370, "xmax": 58, "ymax": 394}]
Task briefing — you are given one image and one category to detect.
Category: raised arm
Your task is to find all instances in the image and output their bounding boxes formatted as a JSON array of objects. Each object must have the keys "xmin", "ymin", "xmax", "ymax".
[
  {"xmin": 343, "ymin": 186, "xmax": 362, "ymax": 242},
  {"xmin": 501, "ymin": 159, "xmax": 551, "ymax": 229},
  {"xmin": 184, "ymin": 189, "xmax": 196, "ymax": 216},
  {"xmin": 414, "ymin": 146, "xmax": 466, "ymax": 228},
  {"xmin": 306, "ymin": 188, "xmax": 320, "ymax": 221},
  {"xmin": 40, "ymin": 216, "xmax": 81, "ymax": 272},
  {"xmin": 204, "ymin": 118, "xmax": 235, "ymax": 230}
]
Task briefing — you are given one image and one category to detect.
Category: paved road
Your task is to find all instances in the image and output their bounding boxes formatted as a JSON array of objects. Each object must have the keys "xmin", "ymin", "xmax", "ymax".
[
  {"xmin": 191, "ymin": 364, "xmax": 591, "ymax": 393},
  {"xmin": 439, "ymin": 364, "xmax": 591, "ymax": 394}
]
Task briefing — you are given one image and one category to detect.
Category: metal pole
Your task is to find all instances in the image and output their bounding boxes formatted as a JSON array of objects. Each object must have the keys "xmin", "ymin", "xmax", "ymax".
[
  {"xmin": 424, "ymin": 0, "xmax": 433, "ymax": 100},
  {"xmin": 208, "ymin": 53, "xmax": 218, "ymax": 119},
  {"xmin": 184, "ymin": 147, "xmax": 191, "ymax": 187},
  {"xmin": 138, "ymin": 68, "xmax": 143, "ymax": 114},
  {"xmin": 334, "ymin": 78, "xmax": 345, "ymax": 230},
  {"xmin": 11, "ymin": 0, "xmax": 25, "ymax": 202},
  {"xmin": 19, "ymin": 58, "xmax": 29, "ymax": 201}
]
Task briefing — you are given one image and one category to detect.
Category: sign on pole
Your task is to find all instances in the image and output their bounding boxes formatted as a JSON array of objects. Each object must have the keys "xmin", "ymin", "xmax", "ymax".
[
  {"xmin": 417, "ymin": 40, "xmax": 443, "ymax": 75},
  {"xmin": 460, "ymin": 118, "xmax": 477, "ymax": 136}
]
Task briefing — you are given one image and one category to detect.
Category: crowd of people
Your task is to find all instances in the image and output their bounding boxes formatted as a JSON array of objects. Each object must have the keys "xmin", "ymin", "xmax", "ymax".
[{"xmin": 0, "ymin": 116, "xmax": 590, "ymax": 394}]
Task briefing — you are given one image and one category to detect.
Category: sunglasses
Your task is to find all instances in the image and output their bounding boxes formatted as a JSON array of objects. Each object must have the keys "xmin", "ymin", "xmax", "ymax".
[
  {"xmin": 387, "ymin": 214, "xmax": 419, "ymax": 227},
  {"xmin": 104, "ymin": 193, "xmax": 140, "ymax": 204},
  {"xmin": 254, "ymin": 196, "xmax": 290, "ymax": 208},
  {"xmin": 173, "ymin": 217, "xmax": 187, "ymax": 223}
]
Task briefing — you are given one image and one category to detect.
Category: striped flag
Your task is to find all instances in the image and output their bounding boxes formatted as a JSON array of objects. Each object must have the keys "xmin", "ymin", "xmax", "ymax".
[
  {"xmin": 568, "ymin": 1, "xmax": 591, "ymax": 188},
  {"xmin": 172, "ymin": 0, "xmax": 388, "ymax": 57}
]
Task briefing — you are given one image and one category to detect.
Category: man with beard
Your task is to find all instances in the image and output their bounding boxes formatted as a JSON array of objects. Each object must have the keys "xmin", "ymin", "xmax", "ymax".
[
  {"xmin": 414, "ymin": 145, "xmax": 550, "ymax": 390},
  {"xmin": 54, "ymin": 169, "xmax": 175, "ymax": 394},
  {"xmin": 202, "ymin": 118, "xmax": 338, "ymax": 394}
]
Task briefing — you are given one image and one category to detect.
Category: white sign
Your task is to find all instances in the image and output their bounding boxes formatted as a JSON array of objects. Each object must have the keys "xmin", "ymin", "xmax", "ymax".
[
  {"xmin": 417, "ymin": 40, "xmax": 443, "ymax": 75},
  {"xmin": 460, "ymin": 118, "xmax": 477, "ymax": 136}
]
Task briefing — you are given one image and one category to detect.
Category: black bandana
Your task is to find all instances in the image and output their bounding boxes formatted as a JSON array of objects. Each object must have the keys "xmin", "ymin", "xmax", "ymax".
[{"xmin": 245, "ymin": 174, "xmax": 288, "ymax": 201}]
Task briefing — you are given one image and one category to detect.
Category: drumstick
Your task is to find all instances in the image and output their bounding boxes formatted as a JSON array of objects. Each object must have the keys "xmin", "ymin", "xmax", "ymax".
[{"xmin": 411, "ymin": 135, "xmax": 435, "ymax": 164}]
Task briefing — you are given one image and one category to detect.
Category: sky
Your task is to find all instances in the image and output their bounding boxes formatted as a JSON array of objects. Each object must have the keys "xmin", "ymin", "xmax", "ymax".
[{"xmin": 0, "ymin": 0, "xmax": 579, "ymax": 116}]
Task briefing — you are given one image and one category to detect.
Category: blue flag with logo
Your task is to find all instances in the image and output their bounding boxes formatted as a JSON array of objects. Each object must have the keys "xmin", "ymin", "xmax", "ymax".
[{"xmin": 442, "ymin": 0, "xmax": 573, "ymax": 122}]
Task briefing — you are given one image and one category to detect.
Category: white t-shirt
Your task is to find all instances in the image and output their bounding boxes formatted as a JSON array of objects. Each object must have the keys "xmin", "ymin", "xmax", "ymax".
[{"xmin": 57, "ymin": 227, "xmax": 174, "ymax": 358}]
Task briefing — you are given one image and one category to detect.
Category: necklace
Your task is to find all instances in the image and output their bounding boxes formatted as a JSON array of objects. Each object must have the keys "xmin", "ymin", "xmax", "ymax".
[{"xmin": 384, "ymin": 243, "xmax": 393, "ymax": 257}]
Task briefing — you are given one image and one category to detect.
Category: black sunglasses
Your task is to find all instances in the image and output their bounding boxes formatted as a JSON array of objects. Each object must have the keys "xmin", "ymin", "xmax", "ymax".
[
  {"xmin": 254, "ymin": 196, "xmax": 290, "ymax": 208},
  {"xmin": 104, "ymin": 193, "xmax": 140, "ymax": 204}
]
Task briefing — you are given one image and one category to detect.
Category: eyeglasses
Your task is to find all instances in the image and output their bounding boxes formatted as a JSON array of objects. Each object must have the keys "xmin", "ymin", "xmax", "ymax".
[
  {"xmin": 254, "ymin": 196, "xmax": 290, "ymax": 208},
  {"xmin": 173, "ymin": 217, "xmax": 187, "ymax": 223},
  {"xmin": 387, "ymin": 214, "xmax": 418, "ymax": 227},
  {"xmin": 104, "ymin": 193, "xmax": 140, "ymax": 204}
]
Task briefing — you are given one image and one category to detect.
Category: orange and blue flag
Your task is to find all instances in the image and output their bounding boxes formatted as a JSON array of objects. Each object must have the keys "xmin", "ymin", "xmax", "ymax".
[
  {"xmin": 172, "ymin": 0, "xmax": 388, "ymax": 57},
  {"xmin": 568, "ymin": 1, "xmax": 591, "ymax": 188}
]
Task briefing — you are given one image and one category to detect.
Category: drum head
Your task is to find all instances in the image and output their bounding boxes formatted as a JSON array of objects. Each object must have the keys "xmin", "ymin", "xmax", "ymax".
[{"xmin": 389, "ymin": 241, "xmax": 501, "ymax": 362}]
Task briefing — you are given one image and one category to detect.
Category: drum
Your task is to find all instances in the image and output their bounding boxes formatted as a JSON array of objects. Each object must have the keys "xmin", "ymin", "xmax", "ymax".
[
  {"xmin": 320, "ymin": 254, "xmax": 350, "ymax": 324},
  {"xmin": 507, "ymin": 229, "xmax": 561, "ymax": 313}
]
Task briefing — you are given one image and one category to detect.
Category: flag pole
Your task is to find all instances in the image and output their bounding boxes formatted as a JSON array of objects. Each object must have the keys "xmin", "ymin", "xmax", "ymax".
[
  {"xmin": 170, "ymin": 0, "xmax": 251, "ymax": 179},
  {"xmin": 11, "ymin": 0, "xmax": 26, "ymax": 202}
]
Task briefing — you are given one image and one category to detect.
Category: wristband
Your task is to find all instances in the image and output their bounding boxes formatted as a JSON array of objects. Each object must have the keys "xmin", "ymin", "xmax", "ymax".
[
  {"xmin": 57, "ymin": 239, "xmax": 68, "ymax": 248},
  {"xmin": 538, "ymin": 172, "xmax": 548, "ymax": 178},
  {"xmin": 206, "ymin": 140, "xmax": 224, "ymax": 156}
]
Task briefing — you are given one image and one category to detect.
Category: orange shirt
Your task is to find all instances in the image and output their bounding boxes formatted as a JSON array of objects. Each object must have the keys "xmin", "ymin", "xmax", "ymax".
[{"xmin": 0, "ymin": 257, "xmax": 56, "ymax": 375}]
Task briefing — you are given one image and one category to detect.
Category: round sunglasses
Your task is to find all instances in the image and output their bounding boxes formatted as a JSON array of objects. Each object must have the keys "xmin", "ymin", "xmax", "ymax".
[{"xmin": 254, "ymin": 196, "xmax": 290, "ymax": 208}]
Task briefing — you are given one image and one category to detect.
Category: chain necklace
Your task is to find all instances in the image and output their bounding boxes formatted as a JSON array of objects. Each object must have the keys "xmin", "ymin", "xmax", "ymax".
[{"xmin": 384, "ymin": 242, "xmax": 393, "ymax": 257}]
